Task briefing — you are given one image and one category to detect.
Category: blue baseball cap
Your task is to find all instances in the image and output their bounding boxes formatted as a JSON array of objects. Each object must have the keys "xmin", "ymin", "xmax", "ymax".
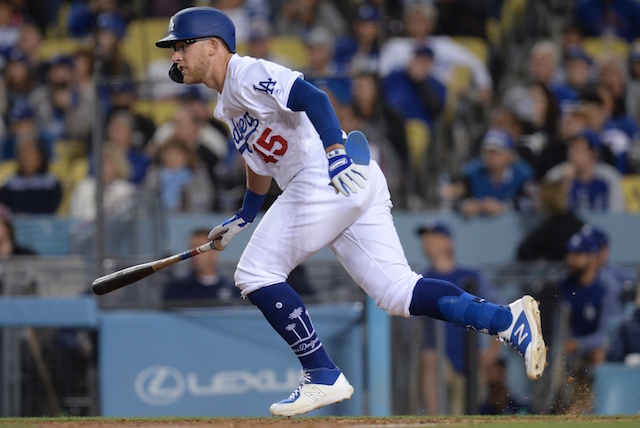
[
  {"xmin": 416, "ymin": 221, "xmax": 452, "ymax": 238},
  {"xmin": 581, "ymin": 224, "xmax": 609, "ymax": 249},
  {"xmin": 97, "ymin": 13, "xmax": 126, "ymax": 39},
  {"xmin": 414, "ymin": 44, "xmax": 434, "ymax": 57},
  {"xmin": 355, "ymin": 3, "xmax": 379, "ymax": 22},
  {"xmin": 571, "ymin": 128, "xmax": 601, "ymax": 152},
  {"xmin": 8, "ymin": 101, "xmax": 35, "ymax": 123},
  {"xmin": 566, "ymin": 230, "xmax": 600, "ymax": 253},
  {"xmin": 565, "ymin": 47, "xmax": 592, "ymax": 64},
  {"xmin": 482, "ymin": 129, "xmax": 516, "ymax": 151},
  {"xmin": 50, "ymin": 54, "xmax": 74, "ymax": 68},
  {"xmin": 6, "ymin": 48, "xmax": 29, "ymax": 65}
]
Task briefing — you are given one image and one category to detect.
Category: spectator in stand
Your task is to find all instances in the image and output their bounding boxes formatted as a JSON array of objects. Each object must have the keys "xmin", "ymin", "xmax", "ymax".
[
  {"xmin": 545, "ymin": 129, "xmax": 624, "ymax": 213},
  {"xmin": 417, "ymin": 221, "xmax": 502, "ymax": 415},
  {"xmin": 553, "ymin": 47, "xmax": 594, "ymax": 107},
  {"xmin": 379, "ymin": 1, "xmax": 493, "ymax": 105},
  {"xmin": 491, "ymin": 85, "xmax": 556, "ymax": 178},
  {"xmin": 67, "ymin": 0, "xmax": 123, "ymax": 39},
  {"xmin": 14, "ymin": 21, "xmax": 46, "ymax": 80},
  {"xmin": 596, "ymin": 56, "xmax": 640, "ymax": 174},
  {"xmin": 478, "ymin": 357, "xmax": 528, "ymax": 415},
  {"xmin": 382, "ymin": 45, "xmax": 446, "ymax": 129},
  {"xmin": 559, "ymin": 228, "xmax": 622, "ymax": 412},
  {"xmin": 30, "ymin": 54, "xmax": 95, "ymax": 146},
  {"xmin": 95, "ymin": 12, "xmax": 132, "ymax": 80},
  {"xmin": 163, "ymin": 228, "xmax": 240, "ymax": 307},
  {"xmin": 535, "ymin": 100, "xmax": 591, "ymax": 177},
  {"xmin": 574, "ymin": 0, "xmax": 640, "ymax": 43},
  {"xmin": 2, "ymin": 49, "xmax": 38, "ymax": 113},
  {"xmin": 151, "ymin": 105, "xmax": 229, "ymax": 192},
  {"xmin": 583, "ymin": 224, "xmax": 637, "ymax": 304},
  {"xmin": 0, "ymin": 135, "xmax": 62, "ymax": 214},
  {"xmin": 457, "ymin": 129, "xmax": 536, "ymax": 218},
  {"xmin": 627, "ymin": 46, "xmax": 640, "ymax": 130},
  {"xmin": 333, "ymin": 2, "xmax": 382, "ymax": 74},
  {"xmin": 0, "ymin": 100, "xmax": 55, "ymax": 161},
  {"xmin": 69, "ymin": 144, "xmax": 135, "ymax": 222},
  {"xmin": 70, "ymin": 48, "xmax": 99, "ymax": 142},
  {"xmin": 525, "ymin": 82, "xmax": 563, "ymax": 178},
  {"xmin": 607, "ymin": 280, "xmax": 640, "ymax": 364},
  {"xmin": 275, "ymin": 0, "xmax": 347, "ymax": 39},
  {"xmin": 0, "ymin": 203, "xmax": 36, "ymax": 257},
  {"xmin": 351, "ymin": 71, "xmax": 407, "ymax": 170},
  {"xmin": 106, "ymin": 80, "xmax": 156, "ymax": 151},
  {"xmin": 517, "ymin": 177, "xmax": 585, "ymax": 262},
  {"xmin": 0, "ymin": 0, "xmax": 20, "ymax": 57},
  {"xmin": 527, "ymin": 40, "xmax": 561, "ymax": 88},
  {"xmin": 105, "ymin": 110, "xmax": 151, "ymax": 185},
  {"xmin": 581, "ymin": 83, "xmax": 639, "ymax": 174},
  {"xmin": 145, "ymin": 137, "xmax": 214, "ymax": 213},
  {"xmin": 72, "ymin": 48, "xmax": 95, "ymax": 99},
  {"xmin": 302, "ymin": 26, "xmax": 351, "ymax": 105},
  {"xmin": 245, "ymin": 20, "xmax": 294, "ymax": 68}
]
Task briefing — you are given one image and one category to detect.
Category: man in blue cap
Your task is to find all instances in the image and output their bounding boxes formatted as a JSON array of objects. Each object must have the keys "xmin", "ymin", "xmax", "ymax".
[
  {"xmin": 558, "ymin": 228, "xmax": 621, "ymax": 412},
  {"xmin": 458, "ymin": 128, "xmax": 535, "ymax": 217},
  {"xmin": 545, "ymin": 128, "xmax": 624, "ymax": 212},
  {"xmin": 582, "ymin": 224, "xmax": 636, "ymax": 303}
]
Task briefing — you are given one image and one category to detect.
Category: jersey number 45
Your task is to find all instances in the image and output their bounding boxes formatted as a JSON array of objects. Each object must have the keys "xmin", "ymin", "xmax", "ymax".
[{"xmin": 254, "ymin": 127, "xmax": 288, "ymax": 163}]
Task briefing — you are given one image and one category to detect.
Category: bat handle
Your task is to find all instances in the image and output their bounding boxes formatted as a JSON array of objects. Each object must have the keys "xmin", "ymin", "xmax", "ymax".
[{"xmin": 177, "ymin": 240, "xmax": 217, "ymax": 261}]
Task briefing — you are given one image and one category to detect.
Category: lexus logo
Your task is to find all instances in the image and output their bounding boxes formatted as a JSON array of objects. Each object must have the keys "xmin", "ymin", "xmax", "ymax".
[{"xmin": 135, "ymin": 366, "xmax": 185, "ymax": 405}]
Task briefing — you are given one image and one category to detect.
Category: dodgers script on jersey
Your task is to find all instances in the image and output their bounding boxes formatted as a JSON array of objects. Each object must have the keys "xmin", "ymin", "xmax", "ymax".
[{"xmin": 214, "ymin": 55, "xmax": 325, "ymax": 190}]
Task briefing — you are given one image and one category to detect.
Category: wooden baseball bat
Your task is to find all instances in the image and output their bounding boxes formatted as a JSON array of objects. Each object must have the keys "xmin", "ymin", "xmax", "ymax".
[{"xmin": 92, "ymin": 239, "xmax": 219, "ymax": 295}]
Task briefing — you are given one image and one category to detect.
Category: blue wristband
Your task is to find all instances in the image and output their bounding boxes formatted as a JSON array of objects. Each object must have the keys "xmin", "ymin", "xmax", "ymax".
[{"xmin": 238, "ymin": 189, "xmax": 267, "ymax": 222}]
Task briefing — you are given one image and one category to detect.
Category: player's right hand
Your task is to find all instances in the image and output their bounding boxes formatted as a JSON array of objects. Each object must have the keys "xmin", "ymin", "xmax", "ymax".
[
  {"xmin": 327, "ymin": 149, "xmax": 368, "ymax": 197},
  {"xmin": 208, "ymin": 213, "xmax": 253, "ymax": 251}
]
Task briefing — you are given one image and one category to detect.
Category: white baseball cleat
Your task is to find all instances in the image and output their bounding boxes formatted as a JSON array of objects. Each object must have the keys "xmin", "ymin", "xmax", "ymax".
[
  {"xmin": 270, "ymin": 368, "xmax": 354, "ymax": 416},
  {"xmin": 498, "ymin": 295, "xmax": 547, "ymax": 380}
]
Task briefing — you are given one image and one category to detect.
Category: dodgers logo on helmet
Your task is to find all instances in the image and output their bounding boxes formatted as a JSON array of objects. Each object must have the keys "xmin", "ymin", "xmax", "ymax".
[{"xmin": 156, "ymin": 6, "xmax": 236, "ymax": 53}]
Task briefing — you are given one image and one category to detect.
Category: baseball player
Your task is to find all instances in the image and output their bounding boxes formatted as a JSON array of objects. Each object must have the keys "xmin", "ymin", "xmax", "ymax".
[{"xmin": 156, "ymin": 7, "xmax": 546, "ymax": 416}]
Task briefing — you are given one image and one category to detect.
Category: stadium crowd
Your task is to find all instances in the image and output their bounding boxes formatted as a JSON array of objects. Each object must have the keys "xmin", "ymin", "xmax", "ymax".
[{"xmin": 0, "ymin": 0, "xmax": 639, "ymax": 417}]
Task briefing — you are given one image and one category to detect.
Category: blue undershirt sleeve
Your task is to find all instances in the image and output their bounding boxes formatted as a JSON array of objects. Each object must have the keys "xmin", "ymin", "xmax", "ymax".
[{"xmin": 286, "ymin": 78, "xmax": 343, "ymax": 149}]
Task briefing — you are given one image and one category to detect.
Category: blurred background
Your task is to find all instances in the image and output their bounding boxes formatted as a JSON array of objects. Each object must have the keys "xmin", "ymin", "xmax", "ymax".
[{"xmin": 0, "ymin": 0, "xmax": 639, "ymax": 418}]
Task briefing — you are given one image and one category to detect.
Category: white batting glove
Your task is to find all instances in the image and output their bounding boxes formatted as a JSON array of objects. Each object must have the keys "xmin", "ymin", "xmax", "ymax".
[
  {"xmin": 208, "ymin": 214, "xmax": 253, "ymax": 251},
  {"xmin": 327, "ymin": 149, "xmax": 369, "ymax": 196}
]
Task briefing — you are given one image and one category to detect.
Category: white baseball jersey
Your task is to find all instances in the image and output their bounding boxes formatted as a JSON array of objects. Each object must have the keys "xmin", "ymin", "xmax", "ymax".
[
  {"xmin": 214, "ymin": 54, "xmax": 325, "ymax": 190},
  {"xmin": 214, "ymin": 54, "xmax": 421, "ymax": 317}
]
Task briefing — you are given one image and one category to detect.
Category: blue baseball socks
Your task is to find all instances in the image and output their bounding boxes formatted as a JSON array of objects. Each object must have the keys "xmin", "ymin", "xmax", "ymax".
[
  {"xmin": 409, "ymin": 278, "xmax": 512, "ymax": 334},
  {"xmin": 248, "ymin": 282, "xmax": 336, "ymax": 370}
]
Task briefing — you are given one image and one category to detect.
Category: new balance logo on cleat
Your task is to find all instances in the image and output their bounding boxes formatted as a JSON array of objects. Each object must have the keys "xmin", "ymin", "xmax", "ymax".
[
  {"xmin": 512, "ymin": 313, "xmax": 531, "ymax": 347},
  {"xmin": 270, "ymin": 368, "xmax": 354, "ymax": 416},
  {"xmin": 498, "ymin": 295, "xmax": 546, "ymax": 380},
  {"xmin": 304, "ymin": 386, "xmax": 326, "ymax": 402}
]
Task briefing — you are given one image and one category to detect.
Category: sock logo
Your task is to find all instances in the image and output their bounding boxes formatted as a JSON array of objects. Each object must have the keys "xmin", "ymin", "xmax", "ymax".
[{"xmin": 286, "ymin": 307, "xmax": 321, "ymax": 357}]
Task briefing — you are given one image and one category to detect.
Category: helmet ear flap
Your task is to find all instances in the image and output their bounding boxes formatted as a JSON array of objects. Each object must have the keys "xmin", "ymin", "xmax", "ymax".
[{"xmin": 169, "ymin": 63, "xmax": 184, "ymax": 83}]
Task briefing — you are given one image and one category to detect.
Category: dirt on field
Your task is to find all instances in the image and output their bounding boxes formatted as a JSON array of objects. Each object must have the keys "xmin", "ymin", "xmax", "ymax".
[{"xmin": 3, "ymin": 415, "xmax": 639, "ymax": 428}]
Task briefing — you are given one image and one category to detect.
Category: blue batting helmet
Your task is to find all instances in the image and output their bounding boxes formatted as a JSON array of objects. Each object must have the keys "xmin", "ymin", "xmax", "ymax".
[{"xmin": 156, "ymin": 7, "xmax": 236, "ymax": 53}]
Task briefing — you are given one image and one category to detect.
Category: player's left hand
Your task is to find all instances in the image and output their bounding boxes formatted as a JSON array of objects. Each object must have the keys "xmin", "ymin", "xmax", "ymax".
[
  {"xmin": 327, "ymin": 149, "xmax": 368, "ymax": 197},
  {"xmin": 208, "ymin": 213, "xmax": 253, "ymax": 251}
]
